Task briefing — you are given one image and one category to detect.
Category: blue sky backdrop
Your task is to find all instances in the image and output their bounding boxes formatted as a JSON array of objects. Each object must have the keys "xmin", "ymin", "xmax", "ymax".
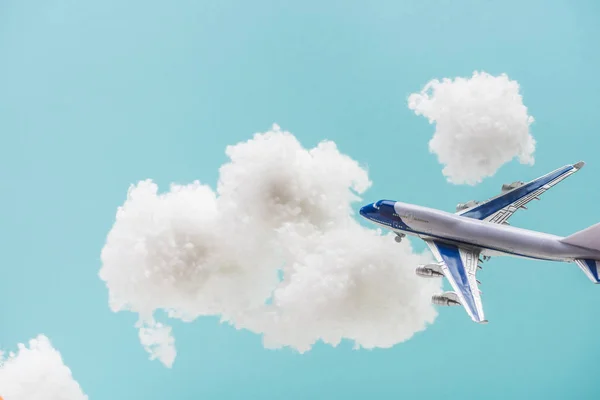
[{"xmin": 1, "ymin": 0, "xmax": 599, "ymax": 399}]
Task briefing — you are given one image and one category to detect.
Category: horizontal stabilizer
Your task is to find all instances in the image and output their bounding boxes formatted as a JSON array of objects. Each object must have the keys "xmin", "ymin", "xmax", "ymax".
[
  {"xmin": 574, "ymin": 259, "xmax": 600, "ymax": 284},
  {"xmin": 561, "ymin": 222, "xmax": 600, "ymax": 251}
]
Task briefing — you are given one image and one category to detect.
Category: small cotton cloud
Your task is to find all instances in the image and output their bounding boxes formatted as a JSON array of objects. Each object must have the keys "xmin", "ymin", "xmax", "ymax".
[
  {"xmin": 408, "ymin": 71, "xmax": 536, "ymax": 185},
  {"xmin": 138, "ymin": 320, "xmax": 176, "ymax": 368},
  {"xmin": 99, "ymin": 124, "xmax": 441, "ymax": 367},
  {"xmin": 0, "ymin": 335, "xmax": 87, "ymax": 400}
]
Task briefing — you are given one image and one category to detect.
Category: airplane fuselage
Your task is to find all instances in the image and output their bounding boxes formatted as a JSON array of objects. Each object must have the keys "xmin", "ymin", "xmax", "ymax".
[
  {"xmin": 360, "ymin": 200, "xmax": 600, "ymax": 262},
  {"xmin": 359, "ymin": 162, "xmax": 600, "ymax": 323}
]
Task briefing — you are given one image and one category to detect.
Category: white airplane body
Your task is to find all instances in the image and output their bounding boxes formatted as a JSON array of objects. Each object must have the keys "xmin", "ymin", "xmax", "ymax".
[{"xmin": 359, "ymin": 161, "xmax": 600, "ymax": 323}]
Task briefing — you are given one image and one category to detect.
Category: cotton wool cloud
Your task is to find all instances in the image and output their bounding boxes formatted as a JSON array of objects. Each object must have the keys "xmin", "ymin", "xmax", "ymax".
[
  {"xmin": 0, "ymin": 335, "xmax": 87, "ymax": 400},
  {"xmin": 99, "ymin": 124, "xmax": 441, "ymax": 367},
  {"xmin": 408, "ymin": 71, "xmax": 536, "ymax": 185}
]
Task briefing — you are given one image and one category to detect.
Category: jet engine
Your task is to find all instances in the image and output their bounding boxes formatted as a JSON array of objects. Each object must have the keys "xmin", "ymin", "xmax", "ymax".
[
  {"xmin": 501, "ymin": 181, "xmax": 524, "ymax": 192},
  {"xmin": 431, "ymin": 291, "xmax": 461, "ymax": 306},
  {"xmin": 455, "ymin": 200, "xmax": 481, "ymax": 211},
  {"xmin": 415, "ymin": 263, "xmax": 444, "ymax": 278}
]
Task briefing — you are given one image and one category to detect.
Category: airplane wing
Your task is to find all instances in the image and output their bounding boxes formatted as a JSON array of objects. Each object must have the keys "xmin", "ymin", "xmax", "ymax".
[
  {"xmin": 455, "ymin": 161, "xmax": 584, "ymax": 225},
  {"xmin": 424, "ymin": 239, "xmax": 487, "ymax": 323}
]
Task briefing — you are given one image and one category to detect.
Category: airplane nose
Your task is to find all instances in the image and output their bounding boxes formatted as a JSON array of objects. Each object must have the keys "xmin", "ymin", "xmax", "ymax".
[{"xmin": 359, "ymin": 203, "xmax": 375, "ymax": 218}]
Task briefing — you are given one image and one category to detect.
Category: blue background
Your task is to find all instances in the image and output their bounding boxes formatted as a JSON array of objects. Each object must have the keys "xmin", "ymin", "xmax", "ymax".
[{"xmin": 1, "ymin": 1, "xmax": 599, "ymax": 399}]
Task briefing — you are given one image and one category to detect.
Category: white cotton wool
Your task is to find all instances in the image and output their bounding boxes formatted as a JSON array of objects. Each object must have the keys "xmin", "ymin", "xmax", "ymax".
[
  {"xmin": 217, "ymin": 125, "xmax": 371, "ymax": 230},
  {"xmin": 99, "ymin": 124, "xmax": 442, "ymax": 367},
  {"xmin": 99, "ymin": 179, "xmax": 280, "ymax": 321},
  {"xmin": 138, "ymin": 320, "xmax": 177, "ymax": 368},
  {"xmin": 236, "ymin": 225, "xmax": 439, "ymax": 352},
  {"xmin": 0, "ymin": 335, "xmax": 87, "ymax": 400},
  {"xmin": 408, "ymin": 71, "xmax": 536, "ymax": 185}
]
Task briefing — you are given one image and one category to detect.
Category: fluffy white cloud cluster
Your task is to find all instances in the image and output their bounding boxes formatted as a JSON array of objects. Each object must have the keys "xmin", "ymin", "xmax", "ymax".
[
  {"xmin": 0, "ymin": 335, "xmax": 87, "ymax": 400},
  {"xmin": 408, "ymin": 71, "xmax": 536, "ymax": 185},
  {"xmin": 99, "ymin": 124, "xmax": 441, "ymax": 367}
]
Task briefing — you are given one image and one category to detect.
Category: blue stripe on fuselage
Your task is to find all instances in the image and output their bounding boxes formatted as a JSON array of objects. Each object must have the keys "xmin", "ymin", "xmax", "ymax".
[
  {"xmin": 434, "ymin": 241, "xmax": 480, "ymax": 321},
  {"xmin": 461, "ymin": 165, "xmax": 574, "ymax": 220}
]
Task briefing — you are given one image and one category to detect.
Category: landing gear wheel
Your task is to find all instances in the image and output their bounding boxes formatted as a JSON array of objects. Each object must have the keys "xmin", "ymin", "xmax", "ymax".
[{"xmin": 395, "ymin": 234, "xmax": 405, "ymax": 243}]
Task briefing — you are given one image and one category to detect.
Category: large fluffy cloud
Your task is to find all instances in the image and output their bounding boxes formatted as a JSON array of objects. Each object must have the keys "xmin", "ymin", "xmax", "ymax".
[
  {"xmin": 99, "ymin": 124, "xmax": 441, "ymax": 367},
  {"xmin": 0, "ymin": 335, "xmax": 87, "ymax": 400},
  {"xmin": 408, "ymin": 71, "xmax": 536, "ymax": 185}
]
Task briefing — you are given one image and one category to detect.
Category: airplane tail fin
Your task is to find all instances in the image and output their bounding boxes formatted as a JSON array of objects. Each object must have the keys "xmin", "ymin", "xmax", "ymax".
[
  {"xmin": 561, "ymin": 223, "xmax": 600, "ymax": 283},
  {"xmin": 560, "ymin": 222, "xmax": 600, "ymax": 251}
]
